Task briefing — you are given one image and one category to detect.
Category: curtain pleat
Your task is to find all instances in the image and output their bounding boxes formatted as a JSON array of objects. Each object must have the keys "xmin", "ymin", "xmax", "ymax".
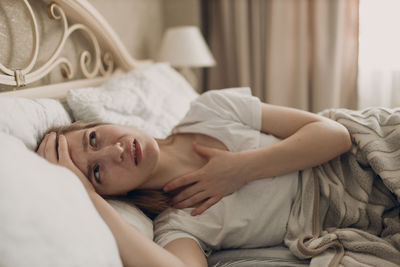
[{"xmin": 204, "ymin": 0, "xmax": 359, "ymax": 112}]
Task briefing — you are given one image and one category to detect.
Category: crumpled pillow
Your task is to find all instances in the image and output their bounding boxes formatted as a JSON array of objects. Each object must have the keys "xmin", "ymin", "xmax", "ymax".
[
  {"xmin": 0, "ymin": 97, "xmax": 72, "ymax": 150},
  {"xmin": 67, "ymin": 63, "xmax": 199, "ymax": 138}
]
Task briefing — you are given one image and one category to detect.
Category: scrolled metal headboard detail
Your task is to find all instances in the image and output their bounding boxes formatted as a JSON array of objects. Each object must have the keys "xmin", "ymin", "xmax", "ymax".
[{"xmin": 0, "ymin": 0, "xmax": 114, "ymax": 89}]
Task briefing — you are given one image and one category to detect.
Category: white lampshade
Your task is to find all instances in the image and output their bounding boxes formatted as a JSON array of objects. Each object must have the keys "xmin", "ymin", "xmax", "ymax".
[{"xmin": 158, "ymin": 26, "xmax": 216, "ymax": 68}]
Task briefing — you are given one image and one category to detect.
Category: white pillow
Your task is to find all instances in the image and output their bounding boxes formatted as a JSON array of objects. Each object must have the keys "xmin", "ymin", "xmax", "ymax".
[
  {"xmin": 67, "ymin": 63, "xmax": 199, "ymax": 138},
  {"xmin": 0, "ymin": 97, "xmax": 71, "ymax": 150},
  {"xmin": 0, "ymin": 132, "xmax": 122, "ymax": 267},
  {"xmin": 107, "ymin": 199, "xmax": 153, "ymax": 240},
  {"xmin": 0, "ymin": 97, "xmax": 153, "ymax": 240}
]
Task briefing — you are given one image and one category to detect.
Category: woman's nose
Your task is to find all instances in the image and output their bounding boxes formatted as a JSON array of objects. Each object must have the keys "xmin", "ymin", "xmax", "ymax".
[{"xmin": 100, "ymin": 142, "xmax": 123, "ymax": 163}]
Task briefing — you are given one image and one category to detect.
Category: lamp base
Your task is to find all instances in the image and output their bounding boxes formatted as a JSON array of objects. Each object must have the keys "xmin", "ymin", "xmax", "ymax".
[{"xmin": 178, "ymin": 67, "xmax": 198, "ymax": 91}]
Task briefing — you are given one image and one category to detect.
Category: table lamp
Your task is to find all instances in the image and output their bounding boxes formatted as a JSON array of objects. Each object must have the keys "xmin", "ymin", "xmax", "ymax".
[{"xmin": 158, "ymin": 26, "xmax": 216, "ymax": 90}]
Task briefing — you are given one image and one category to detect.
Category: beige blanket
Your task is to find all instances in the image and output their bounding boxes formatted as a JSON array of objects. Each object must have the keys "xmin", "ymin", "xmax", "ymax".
[{"xmin": 284, "ymin": 107, "xmax": 400, "ymax": 267}]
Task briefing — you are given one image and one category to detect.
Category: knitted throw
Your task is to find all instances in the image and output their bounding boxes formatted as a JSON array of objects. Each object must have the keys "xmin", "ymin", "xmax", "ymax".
[{"xmin": 284, "ymin": 107, "xmax": 400, "ymax": 267}]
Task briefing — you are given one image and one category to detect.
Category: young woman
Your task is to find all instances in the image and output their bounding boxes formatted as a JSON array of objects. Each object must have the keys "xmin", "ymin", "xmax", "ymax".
[{"xmin": 37, "ymin": 88, "xmax": 352, "ymax": 267}]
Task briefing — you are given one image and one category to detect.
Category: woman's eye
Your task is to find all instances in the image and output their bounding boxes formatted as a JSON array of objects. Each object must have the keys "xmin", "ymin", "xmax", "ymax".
[
  {"xmin": 93, "ymin": 165, "xmax": 101, "ymax": 184},
  {"xmin": 89, "ymin": 131, "xmax": 97, "ymax": 147}
]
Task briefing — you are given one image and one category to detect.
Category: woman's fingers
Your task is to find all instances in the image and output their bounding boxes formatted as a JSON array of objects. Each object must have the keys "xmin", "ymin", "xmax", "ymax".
[
  {"xmin": 163, "ymin": 171, "xmax": 200, "ymax": 192},
  {"xmin": 191, "ymin": 196, "xmax": 221, "ymax": 216},
  {"xmin": 171, "ymin": 183, "xmax": 205, "ymax": 206},
  {"xmin": 58, "ymin": 135, "xmax": 95, "ymax": 192},
  {"xmin": 40, "ymin": 132, "xmax": 58, "ymax": 163},
  {"xmin": 57, "ymin": 134, "xmax": 69, "ymax": 162},
  {"xmin": 36, "ymin": 133, "xmax": 50, "ymax": 156}
]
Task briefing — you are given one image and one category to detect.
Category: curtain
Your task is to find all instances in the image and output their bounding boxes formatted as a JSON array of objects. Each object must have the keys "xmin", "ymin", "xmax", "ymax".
[{"xmin": 203, "ymin": 0, "xmax": 359, "ymax": 112}]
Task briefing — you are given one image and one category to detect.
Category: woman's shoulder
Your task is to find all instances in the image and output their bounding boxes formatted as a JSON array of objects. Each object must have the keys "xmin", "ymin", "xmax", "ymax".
[
  {"xmin": 197, "ymin": 87, "xmax": 254, "ymax": 103},
  {"xmin": 173, "ymin": 87, "xmax": 262, "ymax": 142},
  {"xmin": 189, "ymin": 87, "xmax": 260, "ymax": 117}
]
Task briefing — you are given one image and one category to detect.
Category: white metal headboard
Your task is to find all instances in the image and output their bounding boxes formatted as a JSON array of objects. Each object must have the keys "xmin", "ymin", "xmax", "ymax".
[{"xmin": 0, "ymin": 0, "xmax": 151, "ymax": 99}]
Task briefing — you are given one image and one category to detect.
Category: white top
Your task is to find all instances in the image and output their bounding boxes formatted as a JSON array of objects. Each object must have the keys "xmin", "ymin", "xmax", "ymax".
[{"xmin": 153, "ymin": 88, "xmax": 299, "ymax": 255}]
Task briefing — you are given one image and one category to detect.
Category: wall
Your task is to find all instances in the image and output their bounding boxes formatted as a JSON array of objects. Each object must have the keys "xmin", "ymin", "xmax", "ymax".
[
  {"xmin": 88, "ymin": 0, "xmax": 164, "ymax": 60},
  {"xmin": 162, "ymin": 0, "xmax": 201, "ymax": 29},
  {"xmin": 89, "ymin": 0, "xmax": 202, "ymax": 61}
]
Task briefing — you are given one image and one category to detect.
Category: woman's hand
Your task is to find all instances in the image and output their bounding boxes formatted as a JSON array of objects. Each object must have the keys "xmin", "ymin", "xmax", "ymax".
[
  {"xmin": 37, "ymin": 132, "xmax": 95, "ymax": 193},
  {"xmin": 163, "ymin": 142, "xmax": 248, "ymax": 216}
]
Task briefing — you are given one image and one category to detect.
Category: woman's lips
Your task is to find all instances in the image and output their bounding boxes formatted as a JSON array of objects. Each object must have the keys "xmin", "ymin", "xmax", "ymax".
[{"xmin": 134, "ymin": 139, "xmax": 142, "ymax": 165}]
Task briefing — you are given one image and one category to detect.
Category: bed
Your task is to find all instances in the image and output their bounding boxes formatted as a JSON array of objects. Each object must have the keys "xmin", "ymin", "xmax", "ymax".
[{"xmin": 0, "ymin": 0, "xmax": 311, "ymax": 266}]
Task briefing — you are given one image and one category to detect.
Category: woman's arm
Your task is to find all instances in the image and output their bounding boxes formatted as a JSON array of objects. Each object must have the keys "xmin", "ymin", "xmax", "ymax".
[
  {"xmin": 88, "ymin": 192, "xmax": 185, "ymax": 267},
  {"xmin": 38, "ymin": 133, "xmax": 203, "ymax": 267},
  {"xmin": 88, "ymin": 192, "xmax": 206, "ymax": 267},
  {"xmin": 164, "ymin": 103, "xmax": 352, "ymax": 214},
  {"xmin": 165, "ymin": 238, "xmax": 208, "ymax": 267},
  {"xmin": 241, "ymin": 103, "xmax": 352, "ymax": 181}
]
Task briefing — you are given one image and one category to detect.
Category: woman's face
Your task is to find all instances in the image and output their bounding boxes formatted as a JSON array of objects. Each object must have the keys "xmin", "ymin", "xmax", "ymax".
[{"xmin": 65, "ymin": 124, "xmax": 160, "ymax": 195}]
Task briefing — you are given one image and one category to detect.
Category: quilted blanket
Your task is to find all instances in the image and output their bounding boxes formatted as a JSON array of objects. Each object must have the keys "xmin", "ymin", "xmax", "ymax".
[{"xmin": 284, "ymin": 107, "xmax": 400, "ymax": 267}]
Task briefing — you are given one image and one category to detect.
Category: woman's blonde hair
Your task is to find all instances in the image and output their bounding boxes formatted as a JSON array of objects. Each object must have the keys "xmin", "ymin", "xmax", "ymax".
[{"xmin": 41, "ymin": 121, "xmax": 174, "ymax": 219}]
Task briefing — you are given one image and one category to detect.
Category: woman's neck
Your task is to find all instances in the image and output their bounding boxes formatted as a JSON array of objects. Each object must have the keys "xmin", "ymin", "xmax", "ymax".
[{"xmin": 137, "ymin": 134, "xmax": 206, "ymax": 190}]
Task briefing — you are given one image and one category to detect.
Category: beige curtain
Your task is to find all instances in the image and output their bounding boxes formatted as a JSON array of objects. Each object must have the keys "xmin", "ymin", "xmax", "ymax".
[{"xmin": 205, "ymin": 0, "xmax": 359, "ymax": 112}]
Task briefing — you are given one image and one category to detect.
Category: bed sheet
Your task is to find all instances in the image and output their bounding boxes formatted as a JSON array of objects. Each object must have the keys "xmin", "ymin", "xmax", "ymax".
[{"xmin": 208, "ymin": 246, "xmax": 310, "ymax": 267}]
